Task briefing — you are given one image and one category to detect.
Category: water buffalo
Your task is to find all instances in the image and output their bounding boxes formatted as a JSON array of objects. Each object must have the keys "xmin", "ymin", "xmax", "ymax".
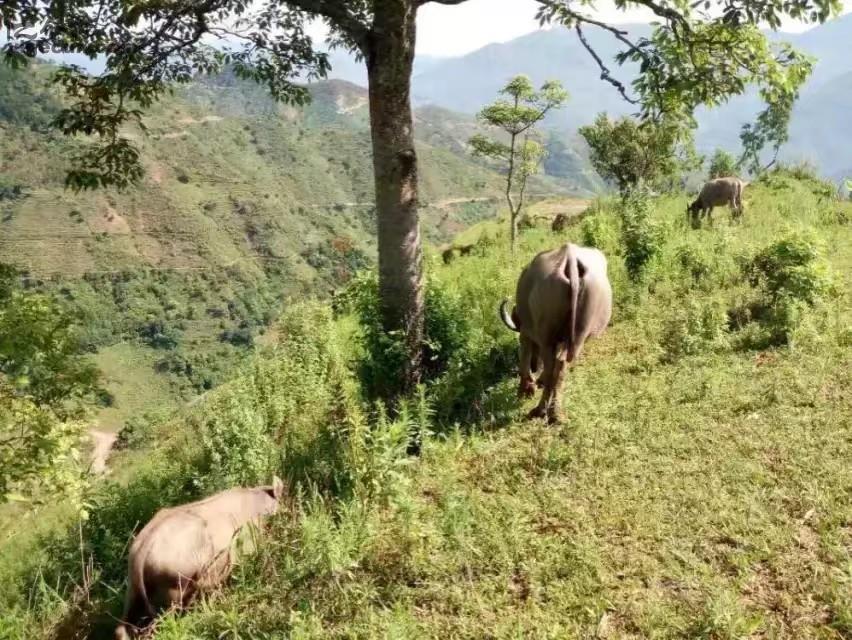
[
  {"xmin": 551, "ymin": 213, "xmax": 569, "ymax": 232},
  {"xmin": 115, "ymin": 478, "xmax": 285, "ymax": 639},
  {"xmin": 687, "ymin": 177, "xmax": 746, "ymax": 225},
  {"xmin": 500, "ymin": 243, "xmax": 612, "ymax": 423}
]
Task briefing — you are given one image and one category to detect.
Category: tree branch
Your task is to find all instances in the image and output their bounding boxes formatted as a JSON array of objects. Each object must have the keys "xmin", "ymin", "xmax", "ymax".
[
  {"xmin": 417, "ymin": 0, "xmax": 472, "ymax": 5},
  {"xmin": 575, "ymin": 25, "xmax": 639, "ymax": 105},
  {"xmin": 284, "ymin": 0, "xmax": 369, "ymax": 47}
]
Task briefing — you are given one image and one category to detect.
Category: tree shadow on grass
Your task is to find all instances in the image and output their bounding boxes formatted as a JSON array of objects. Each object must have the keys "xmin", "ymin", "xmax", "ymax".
[{"xmin": 429, "ymin": 340, "xmax": 525, "ymax": 434}]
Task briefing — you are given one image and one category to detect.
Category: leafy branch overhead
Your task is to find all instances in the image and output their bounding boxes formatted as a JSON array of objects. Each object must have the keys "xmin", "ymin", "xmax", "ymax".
[
  {"xmin": 537, "ymin": 0, "xmax": 832, "ymax": 169},
  {"xmin": 1, "ymin": 0, "xmax": 334, "ymax": 190}
]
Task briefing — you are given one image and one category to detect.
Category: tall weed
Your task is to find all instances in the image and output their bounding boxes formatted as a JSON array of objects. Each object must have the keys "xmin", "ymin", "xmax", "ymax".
[{"xmin": 618, "ymin": 189, "xmax": 665, "ymax": 282}]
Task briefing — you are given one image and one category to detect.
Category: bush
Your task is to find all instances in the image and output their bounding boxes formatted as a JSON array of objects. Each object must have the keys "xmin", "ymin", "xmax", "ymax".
[
  {"xmin": 115, "ymin": 409, "xmax": 173, "ymax": 450},
  {"xmin": 672, "ymin": 242, "xmax": 718, "ymax": 287},
  {"xmin": 136, "ymin": 319, "xmax": 181, "ymax": 349},
  {"xmin": 618, "ymin": 189, "xmax": 664, "ymax": 282},
  {"xmin": 707, "ymin": 148, "xmax": 737, "ymax": 179},
  {"xmin": 580, "ymin": 206, "xmax": 620, "ymax": 256},
  {"xmin": 745, "ymin": 232, "xmax": 835, "ymax": 305},
  {"xmin": 737, "ymin": 231, "xmax": 837, "ymax": 346},
  {"xmin": 660, "ymin": 297, "xmax": 729, "ymax": 362},
  {"xmin": 347, "ymin": 273, "xmax": 470, "ymax": 402},
  {"xmin": 220, "ymin": 327, "xmax": 254, "ymax": 347},
  {"xmin": 0, "ymin": 383, "xmax": 86, "ymax": 503}
]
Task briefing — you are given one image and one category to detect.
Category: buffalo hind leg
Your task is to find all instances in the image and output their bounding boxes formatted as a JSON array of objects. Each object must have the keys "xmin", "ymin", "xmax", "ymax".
[
  {"xmin": 114, "ymin": 591, "xmax": 151, "ymax": 640},
  {"xmin": 518, "ymin": 335, "xmax": 536, "ymax": 398},
  {"xmin": 732, "ymin": 197, "xmax": 743, "ymax": 222},
  {"xmin": 546, "ymin": 358, "xmax": 568, "ymax": 424},
  {"xmin": 527, "ymin": 349, "xmax": 556, "ymax": 420}
]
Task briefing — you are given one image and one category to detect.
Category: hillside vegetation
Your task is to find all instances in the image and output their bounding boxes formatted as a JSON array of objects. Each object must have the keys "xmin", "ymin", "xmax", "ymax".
[
  {"xmin": 0, "ymin": 61, "xmax": 592, "ymax": 430},
  {"xmin": 1, "ymin": 168, "xmax": 849, "ymax": 639}
]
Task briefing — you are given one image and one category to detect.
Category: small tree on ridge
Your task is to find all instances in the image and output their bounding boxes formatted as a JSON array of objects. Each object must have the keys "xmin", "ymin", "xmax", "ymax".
[
  {"xmin": 580, "ymin": 114, "xmax": 695, "ymax": 196},
  {"xmin": 469, "ymin": 76, "xmax": 568, "ymax": 252}
]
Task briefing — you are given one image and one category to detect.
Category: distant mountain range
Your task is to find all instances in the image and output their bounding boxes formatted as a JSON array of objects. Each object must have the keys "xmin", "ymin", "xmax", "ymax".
[
  {"xmin": 323, "ymin": 15, "xmax": 852, "ymax": 181},
  {"xmin": 9, "ymin": 12, "xmax": 852, "ymax": 181}
]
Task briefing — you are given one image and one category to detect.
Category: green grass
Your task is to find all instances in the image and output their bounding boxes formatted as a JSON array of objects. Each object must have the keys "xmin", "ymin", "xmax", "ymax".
[
  {"xmin": 1, "ymin": 175, "xmax": 850, "ymax": 639},
  {"xmin": 91, "ymin": 343, "xmax": 184, "ymax": 433}
]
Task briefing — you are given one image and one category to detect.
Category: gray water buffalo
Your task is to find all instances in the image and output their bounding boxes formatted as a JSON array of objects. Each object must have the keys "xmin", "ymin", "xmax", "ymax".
[
  {"xmin": 687, "ymin": 177, "xmax": 746, "ymax": 225},
  {"xmin": 500, "ymin": 243, "xmax": 612, "ymax": 423},
  {"xmin": 115, "ymin": 478, "xmax": 285, "ymax": 639}
]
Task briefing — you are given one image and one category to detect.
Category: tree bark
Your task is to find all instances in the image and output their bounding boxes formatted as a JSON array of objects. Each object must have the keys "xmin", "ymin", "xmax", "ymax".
[
  {"xmin": 365, "ymin": 0, "xmax": 423, "ymax": 394},
  {"xmin": 506, "ymin": 130, "xmax": 518, "ymax": 253}
]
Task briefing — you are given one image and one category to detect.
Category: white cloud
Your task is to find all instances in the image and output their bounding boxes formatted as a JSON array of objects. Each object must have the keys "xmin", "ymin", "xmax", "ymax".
[
  {"xmin": 410, "ymin": 0, "xmax": 852, "ymax": 57},
  {"xmin": 416, "ymin": 0, "xmax": 651, "ymax": 56}
]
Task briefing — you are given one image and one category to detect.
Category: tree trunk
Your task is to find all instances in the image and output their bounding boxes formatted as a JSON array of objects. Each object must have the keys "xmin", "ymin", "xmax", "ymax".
[
  {"xmin": 365, "ymin": 1, "xmax": 422, "ymax": 394},
  {"xmin": 506, "ymin": 119, "xmax": 518, "ymax": 254}
]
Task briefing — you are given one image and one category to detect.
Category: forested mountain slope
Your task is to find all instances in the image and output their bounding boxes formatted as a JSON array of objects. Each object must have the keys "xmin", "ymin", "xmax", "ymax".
[
  {"xmin": 1, "ymin": 64, "xmax": 583, "ymax": 284},
  {"xmin": 0, "ymin": 62, "xmax": 593, "ymax": 426}
]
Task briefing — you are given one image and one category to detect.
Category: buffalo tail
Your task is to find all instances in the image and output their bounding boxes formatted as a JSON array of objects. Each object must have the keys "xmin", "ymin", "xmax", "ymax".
[{"xmin": 562, "ymin": 244, "xmax": 580, "ymax": 362}]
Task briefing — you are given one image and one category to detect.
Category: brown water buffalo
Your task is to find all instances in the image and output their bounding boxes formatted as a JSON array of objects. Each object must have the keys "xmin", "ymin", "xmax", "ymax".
[
  {"xmin": 115, "ymin": 478, "xmax": 285, "ymax": 639},
  {"xmin": 551, "ymin": 213, "xmax": 569, "ymax": 232},
  {"xmin": 500, "ymin": 243, "xmax": 612, "ymax": 423},
  {"xmin": 687, "ymin": 177, "xmax": 746, "ymax": 225}
]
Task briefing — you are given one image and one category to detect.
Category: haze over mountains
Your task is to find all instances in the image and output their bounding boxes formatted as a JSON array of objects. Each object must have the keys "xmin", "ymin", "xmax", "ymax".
[{"xmin": 324, "ymin": 15, "xmax": 852, "ymax": 181}]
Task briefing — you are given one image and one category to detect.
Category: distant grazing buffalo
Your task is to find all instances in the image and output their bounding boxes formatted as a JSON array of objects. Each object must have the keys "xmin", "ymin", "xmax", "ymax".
[
  {"xmin": 115, "ymin": 479, "xmax": 285, "ymax": 639},
  {"xmin": 500, "ymin": 243, "xmax": 612, "ymax": 423},
  {"xmin": 688, "ymin": 177, "xmax": 746, "ymax": 225},
  {"xmin": 551, "ymin": 213, "xmax": 569, "ymax": 232}
]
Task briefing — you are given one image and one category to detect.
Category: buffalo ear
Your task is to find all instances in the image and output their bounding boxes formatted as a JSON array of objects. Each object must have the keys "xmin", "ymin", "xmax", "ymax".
[{"xmin": 271, "ymin": 476, "xmax": 285, "ymax": 501}]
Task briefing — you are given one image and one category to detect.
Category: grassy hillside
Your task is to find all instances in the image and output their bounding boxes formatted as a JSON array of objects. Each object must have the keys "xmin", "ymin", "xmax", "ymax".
[
  {"xmin": 1, "ymin": 168, "xmax": 849, "ymax": 639},
  {"xmin": 0, "ymin": 64, "xmax": 587, "ymax": 282}
]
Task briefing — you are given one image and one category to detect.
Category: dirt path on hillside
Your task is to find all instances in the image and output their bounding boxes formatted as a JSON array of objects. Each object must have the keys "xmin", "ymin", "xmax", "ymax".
[{"xmin": 89, "ymin": 430, "xmax": 117, "ymax": 474}]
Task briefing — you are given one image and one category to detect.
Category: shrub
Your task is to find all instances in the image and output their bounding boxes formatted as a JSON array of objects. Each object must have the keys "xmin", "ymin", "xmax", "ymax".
[
  {"xmin": 347, "ymin": 272, "xmax": 470, "ymax": 402},
  {"xmin": 745, "ymin": 232, "xmax": 835, "ymax": 305},
  {"xmin": 660, "ymin": 297, "xmax": 729, "ymax": 362},
  {"xmin": 580, "ymin": 207, "xmax": 619, "ymax": 255},
  {"xmin": 737, "ymin": 231, "xmax": 837, "ymax": 346},
  {"xmin": 136, "ymin": 319, "xmax": 181, "ymax": 349},
  {"xmin": 0, "ymin": 383, "xmax": 86, "ymax": 503},
  {"xmin": 198, "ymin": 377, "xmax": 276, "ymax": 488},
  {"xmin": 219, "ymin": 327, "xmax": 254, "ymax": 347},
  {"xmin": 115, "ymin": 409, "xmax": 173, "ymax": 450},
  {"xmin": 707, "ymin": 148, "xmax": 737, "ymax": 179},
  {"xmin": 0, "ymin": 182, "xmax": 26, "ymax": 201},
  {"xmin": 673, "ymin": 242, "xmax": 716, "ymax": 286},
  {"xmin": 618, "ymin": 189, "xmax": 664, "ymax": 282}
]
